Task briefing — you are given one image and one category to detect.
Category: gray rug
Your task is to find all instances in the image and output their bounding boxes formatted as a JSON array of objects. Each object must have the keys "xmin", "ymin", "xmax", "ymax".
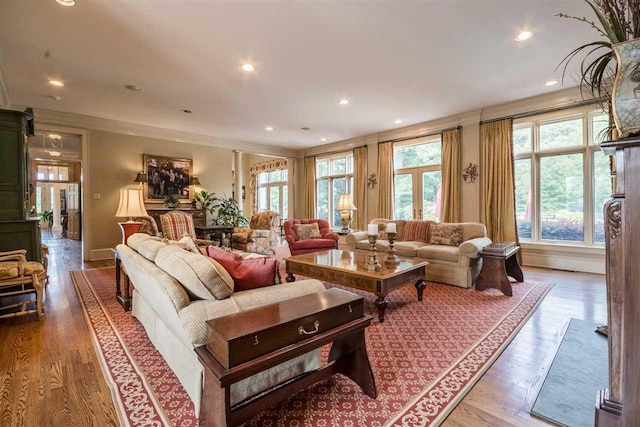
[{"xmin": 531, "ymin": 318, "xmax": 608, "ymax": 427}]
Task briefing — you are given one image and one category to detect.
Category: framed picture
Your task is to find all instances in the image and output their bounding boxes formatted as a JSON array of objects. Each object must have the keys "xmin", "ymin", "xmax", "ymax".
[{"xmin": 143, "ymin": 154, "xmax": 193, "ymax": 203}]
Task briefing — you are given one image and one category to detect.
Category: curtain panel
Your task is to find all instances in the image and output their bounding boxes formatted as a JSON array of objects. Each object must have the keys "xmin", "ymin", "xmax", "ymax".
[
  {"xmin": 353, "ymin": 146, "xmax": 367, "ymax": 230},
  {"xmin": 249, "ymin": 158, "xmax": 288, "ymax": 213},
  {"xmin": 377, "ymin": 142, "xmax": 394, "ymax": 219},
  {"xmin": 480, "ymin": 119, "xmax": 518, "ymax": 243},
  {"xmin": 440, "ymin": 127, "xmax": 462, "ymax": 223},
  {"xmin": 304, "ymin": 157, "xmax": 316, "ymax": 218}
]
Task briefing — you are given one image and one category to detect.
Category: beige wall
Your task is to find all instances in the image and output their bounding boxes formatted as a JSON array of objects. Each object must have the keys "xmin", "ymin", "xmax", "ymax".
[{"xmin": 88, "ymin": 130, "xmax": 233, "ymax": 253}]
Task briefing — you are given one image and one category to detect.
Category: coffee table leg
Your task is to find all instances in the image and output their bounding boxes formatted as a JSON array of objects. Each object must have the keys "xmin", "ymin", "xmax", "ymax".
[
  {"xmin": 375, "ymin": 295, "xmax": 388, "ymax": 323},
  {"xmin": 328, "ymin": 329, "xmax": 377, "ymax": 398},
  {"xmin": 415, "ymin": 279, "xmax": 426, "ymax": 301}
]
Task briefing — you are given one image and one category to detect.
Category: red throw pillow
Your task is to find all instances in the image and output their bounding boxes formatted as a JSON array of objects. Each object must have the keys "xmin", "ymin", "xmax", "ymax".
[{"xmin": 206, "ymin": 246, "xmax": 277, "ymax": 291}]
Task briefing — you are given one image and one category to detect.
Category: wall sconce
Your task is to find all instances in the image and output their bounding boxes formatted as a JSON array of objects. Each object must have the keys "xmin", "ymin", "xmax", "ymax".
[
  {"xmin": 189, "ymin": 176, "xmax": 201, "ymax": 186},
  {"xmin": 462, "ymin": 163, "xmax": 478, "ymax": 183},
  {"xmin": 134, "ymin": 172, "xmax": 148, "ymax": 183},
  {"xmin": 367, "ymin": 173, "xmax": 377, "ymax": 190}
]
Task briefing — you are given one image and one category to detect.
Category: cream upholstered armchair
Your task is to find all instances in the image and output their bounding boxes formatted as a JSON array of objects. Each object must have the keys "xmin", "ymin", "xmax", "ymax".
[
  {"xmin": 0, "ymin": 249, "xmax": 47, "ymax": 319},
  {"xmin": 232, "ymin": 210, "xmax": 281, "ymax": 256}
]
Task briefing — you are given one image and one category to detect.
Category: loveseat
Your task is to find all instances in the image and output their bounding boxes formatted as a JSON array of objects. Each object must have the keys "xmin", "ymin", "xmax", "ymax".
[
  {"xmin": 116, "ymin": 233, "xmax": 327, "ymax": 414},
  {"xmin": 284, "ymin": 219, "xmax": 339, "ymax": 255},
  {"xmin": 345, "ymin": 219, "xmax": 492, "ymax": 288}
]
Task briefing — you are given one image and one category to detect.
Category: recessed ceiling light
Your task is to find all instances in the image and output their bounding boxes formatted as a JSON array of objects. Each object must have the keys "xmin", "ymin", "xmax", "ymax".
[
  {"xmin": 55, "ymin": 0, "xmax": 75, "ymax": 6},
  {"xmin": 125, "ymin": 84, "xmax": 143, "ymax": 91},
  {"xmin": 320, "ymin": 138, "xmax": 327, "ymax": 142},
  {"xmin": 48, "ymin": 79, "xmax": 64, "ymax": 87},
  {"xmin": 181, "ymin": 109, "xmax": 192, "ymax": 114},
  {"xmin": 514, "ymin": 31, "xmax": 534, "ymax": 42},
  {"xmin": 48, "ymin": 134, "xmax": 62, "ymax": 140},
  {"xmin": 545, "ymin": 80, "xmax": 559, "ymax": 87},
  {"xmin": 339, "ymin": 99, "xmax": 349, "ymax": 105},
  {"xmin": 265, "ymin": 126, "xmax": 274, "ymax": 131},
  {"xmin": 301, "ymin": 127, "xmax": 310, "ymax": 131},
  {"xmin": 241, "ymin": 63, "xmax": 256, "ymax": 72},
  {"xmin": 394, "ymin": 119, "xmax": 402, "ymax": 124}
]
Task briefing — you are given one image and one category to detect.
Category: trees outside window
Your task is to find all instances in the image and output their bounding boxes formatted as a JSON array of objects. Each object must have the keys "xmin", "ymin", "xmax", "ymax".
[
  {"xmin": 257, "ymin": 169, "xmax": 288, "ymax": 219},
  {"xmin": 513, "ymin": 109, "xmax": 610, "ymax": 245},
  {"xmin": 393, "ymin": 137, "xmax": 442, "ymax": 221},
  {"xmin": 316, "ymin": 153, "xmax": 353, "ymax": 227}
]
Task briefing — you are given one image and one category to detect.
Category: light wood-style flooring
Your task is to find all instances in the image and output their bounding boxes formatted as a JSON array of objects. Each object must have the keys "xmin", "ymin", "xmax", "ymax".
[{"xmin": 0, "ymin": 236, "xmax": 606, "ymax": 426}]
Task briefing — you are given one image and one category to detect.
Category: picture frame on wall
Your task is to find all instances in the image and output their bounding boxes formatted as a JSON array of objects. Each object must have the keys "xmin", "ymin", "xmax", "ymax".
[{"xmin": 143, "ymin": 154, "xmax": 193, "ymax": 203}]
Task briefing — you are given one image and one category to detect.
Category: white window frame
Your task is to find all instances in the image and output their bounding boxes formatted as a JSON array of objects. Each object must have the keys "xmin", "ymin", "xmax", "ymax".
[
  {"xmin": 393, "ymin": 136, "xmax": 442, "ymax": 220},
  {"xmin": 513, "ymin": 106, "xmax": 608, "ymax": 247},
  {"xmin": 257, "ymin": 169, "xmax": 288, "ymax": 217},
  {"xmin": 316, "ymin": 152, "xmax": 354, "ymax": 228}
]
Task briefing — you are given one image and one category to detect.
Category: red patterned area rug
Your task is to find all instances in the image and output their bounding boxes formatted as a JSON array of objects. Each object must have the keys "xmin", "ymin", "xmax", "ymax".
[{"xmin": 71, "ymin": 267, "xmax": 551, "ymax": 427}]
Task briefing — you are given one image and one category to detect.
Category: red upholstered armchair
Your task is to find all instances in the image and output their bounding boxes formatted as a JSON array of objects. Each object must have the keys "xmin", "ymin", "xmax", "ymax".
[{"xmin": 284, "ymin": 219, "xmax": 339, "ymax": 256}]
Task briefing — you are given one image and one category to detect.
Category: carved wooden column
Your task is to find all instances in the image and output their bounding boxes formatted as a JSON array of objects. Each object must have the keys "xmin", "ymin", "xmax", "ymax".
[{"xmin": 596, "ymin": 136, "xmax": 640, "ymax": 427}]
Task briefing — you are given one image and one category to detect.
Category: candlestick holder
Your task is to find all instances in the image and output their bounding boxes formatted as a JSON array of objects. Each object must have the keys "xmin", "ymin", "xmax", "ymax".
[
  {"xmin": 364, "ymin": 234, "xmax": 382, "ymax": 271},
  {"xmin": 385, "ymin": 231, "xmax": 399, "ymax": 267}
]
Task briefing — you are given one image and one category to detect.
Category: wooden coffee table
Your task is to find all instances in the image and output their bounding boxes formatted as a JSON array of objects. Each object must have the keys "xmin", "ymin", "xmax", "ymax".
[{"xmin": 285, "ymin": 249, "xmax": 428, "ymax": 322}]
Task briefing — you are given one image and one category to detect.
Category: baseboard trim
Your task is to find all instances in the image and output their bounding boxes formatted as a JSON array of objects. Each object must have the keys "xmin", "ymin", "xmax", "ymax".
[{"xmin": 90, "ymin": 248, "xmax": 114, "ymax": 261}]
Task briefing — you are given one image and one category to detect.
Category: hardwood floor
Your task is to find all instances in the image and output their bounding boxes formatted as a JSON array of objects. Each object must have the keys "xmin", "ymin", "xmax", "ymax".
[{"xmin": 0, "ymin": 236, "xmax": 606, "ymax": 426}]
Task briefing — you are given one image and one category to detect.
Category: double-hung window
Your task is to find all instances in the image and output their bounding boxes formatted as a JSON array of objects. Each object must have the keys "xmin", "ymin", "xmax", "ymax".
[
  {"xmin": 316, "ymin": 152, "xmax": 354, "ymax": 228},
  {"xmin": 257, "ymin": 169, "xmax": 288, "ymax": 219},
  {"xmin": 393, "ymin": 137, "xmax": 442, "ymax": 221},
  {"xmin": 513, "ymin": 108, "xmax": 610, "ymax": 245}
]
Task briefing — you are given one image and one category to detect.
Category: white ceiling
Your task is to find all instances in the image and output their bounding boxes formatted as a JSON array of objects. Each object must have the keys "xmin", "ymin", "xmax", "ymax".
[{"xmin": 1, "ymin": 0, "xmax": 597, "ymax": 149}]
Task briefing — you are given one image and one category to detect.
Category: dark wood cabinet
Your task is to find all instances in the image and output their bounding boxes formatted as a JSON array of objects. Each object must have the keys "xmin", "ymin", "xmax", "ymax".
[
  {"xmin": 595, "ymin": 135, "xmax": 640, "ymax": 427},
  {"xmin": 0, "ymin": 109, "xmax": 41, "ymax": 262},
  {"xmin": 146, "ymin": 208, "xmax": 206, "ymax": 234}
]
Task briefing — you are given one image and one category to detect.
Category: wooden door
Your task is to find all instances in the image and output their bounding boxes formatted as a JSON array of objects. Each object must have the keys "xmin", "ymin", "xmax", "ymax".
[{"xmin": 67, "ymin": 182, "xmax": 80, "ymax": 240}]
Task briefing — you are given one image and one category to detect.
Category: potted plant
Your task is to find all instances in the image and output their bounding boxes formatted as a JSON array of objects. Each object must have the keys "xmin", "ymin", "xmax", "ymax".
[
  {"xmin": 557, "ymin": 0, "xmax": 640, "ymax": 137},
  {"xmin": 212, "ymin": 195, "xmax": 249, "ymax": 228},
  {"xmin": 164, "ymin": 194, "xmax": 181, "ymax": 209},
  {"xmin": 39, "ymin": 210, "xmax": 53, "ymax": 229}
]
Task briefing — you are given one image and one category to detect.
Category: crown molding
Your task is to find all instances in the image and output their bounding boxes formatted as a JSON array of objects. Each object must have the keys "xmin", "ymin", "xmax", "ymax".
[
  {"xmin": 0, "ymin": 66, "xmax": 11, "ymax": 109},
  {"xmin": 12, "ymin": 105, "xmax": 298, "ymax": 158}
]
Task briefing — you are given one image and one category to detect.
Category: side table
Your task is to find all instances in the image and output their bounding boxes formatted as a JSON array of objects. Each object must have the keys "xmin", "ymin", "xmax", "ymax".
[
  {"xmin": 195, "ymin": 225, "xmax": 234, "ymax": 247},
  {"xmin": 475, "ymin": 242, "xmax": 524, "ymax": 296},
  {"xmin": 112, "ymin": 248, "xmax": 132, "ymax": 311}
]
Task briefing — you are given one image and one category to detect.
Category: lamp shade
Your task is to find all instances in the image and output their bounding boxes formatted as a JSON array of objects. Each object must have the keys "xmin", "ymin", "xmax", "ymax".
[
  {"xmin": 115, "ymin": 188, "xmax": 148, "ymax": 219},
  {"xmin": 335, "ymin": 194, "xmax": 357, "ymax": 211},
  {"xmin": 190, "ymin": 176, "xmax": 201, "ymax": 185},
  {"xmin": 134, "ymin": 172, "xmax": 148, "ymax": 183}
]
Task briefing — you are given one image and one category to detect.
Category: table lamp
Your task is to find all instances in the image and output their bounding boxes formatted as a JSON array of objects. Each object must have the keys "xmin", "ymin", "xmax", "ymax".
[
  {"xmin": 335, "ymin": 194, "xmax": 357, "ymax": 232},
  {"xmin": 115, "ymin": 188, "xmax": 148, "ymax": 244}
]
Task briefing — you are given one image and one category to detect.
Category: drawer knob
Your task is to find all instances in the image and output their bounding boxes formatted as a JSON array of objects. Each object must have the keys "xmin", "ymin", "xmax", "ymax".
[{"xmin": 298, "ymin": 320, "xmax": 320, "ymax": 336}]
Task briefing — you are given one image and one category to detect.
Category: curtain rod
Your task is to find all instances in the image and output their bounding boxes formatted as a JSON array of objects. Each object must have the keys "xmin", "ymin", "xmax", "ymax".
[
  {"xmin": 378, "ymin": 125, "xmax": 462, "ymax": 145},
  {"xmin": 304, "ymin": 144, "xmax": 368, "ymax": 159},
  {"xmin": 479, "ymin": 98, "xmax": 601, "ymax": 125}
]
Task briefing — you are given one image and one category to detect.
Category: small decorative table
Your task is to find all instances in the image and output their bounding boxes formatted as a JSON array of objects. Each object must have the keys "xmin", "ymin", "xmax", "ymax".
[
  {"xmin": 475, "ymin": 242, "xmax": 524, "ymax": 296},
  {"xmin": 195, "ymin": 225, "xmax": 234, "ymax": 246}
]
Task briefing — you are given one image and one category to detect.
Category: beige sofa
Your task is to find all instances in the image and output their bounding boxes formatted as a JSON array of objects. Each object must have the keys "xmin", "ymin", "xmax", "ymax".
[
  {"xmin": 116, "ymin": 233, "xmax": 327, "ymax": 414},
  {"xmin": 345, "ymin": 219, "xmax": 492, "ymax": 288}
]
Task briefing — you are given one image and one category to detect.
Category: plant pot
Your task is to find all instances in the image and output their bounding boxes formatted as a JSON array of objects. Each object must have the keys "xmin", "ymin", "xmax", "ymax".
[{"xmin": 612, "ymin": 38, "xmax": 640, "ymax": 137}]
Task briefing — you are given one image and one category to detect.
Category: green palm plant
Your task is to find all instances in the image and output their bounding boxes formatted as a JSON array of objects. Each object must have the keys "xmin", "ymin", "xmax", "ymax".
[{"xmin": 557, "ymin": 0, "xmax": 640, "ymax": 121}]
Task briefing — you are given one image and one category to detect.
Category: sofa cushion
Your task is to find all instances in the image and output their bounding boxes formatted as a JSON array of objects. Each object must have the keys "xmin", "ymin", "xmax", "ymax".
[
  {"xmin": 207, "ymin": 246, "xmax": 278, "ymax": 291},
  {"xmin": 403, "ymin": 220, "xmax": 433, "ymax": 242},
  {"xmin": 417, "ymin": 245, "xmax": 459, "ymax": 263},
  {"xmin": 393, "ymin": 241, "xmax": 425, "ymax": 257},
  {"xmin": 127, "ymin": 233, "xmax": 166, "ymax": 262},
  {"xmin": 295, "ymin": 223, "xmax": 321, "ymax": 240},
  {"xmin": 429, "ymin": 224, "xmax": 463, "ymax": 246},
  {"xmin": 156, "ymin": 245, "xmax": 233, "ymax": 300}
]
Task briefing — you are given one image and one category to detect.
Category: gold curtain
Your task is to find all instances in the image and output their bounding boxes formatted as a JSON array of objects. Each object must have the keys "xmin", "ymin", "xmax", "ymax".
[
  {"xmin": 440, "ymin": 127, "xmax": 461, "ymax": 223},
  {"xmin": 481, "ymin": 119, "xmax": 518, "ymax": 243},
  {"xmin": 377, "ymin": 142, "xmax": 394, "ymax": 219},
  {"xmin": 353, "ymin": 146, "xmax": 367, "ymax": 230},
  {"xmin": 304, "ymin": 157, "xmax": 316, "ymax": 218}
]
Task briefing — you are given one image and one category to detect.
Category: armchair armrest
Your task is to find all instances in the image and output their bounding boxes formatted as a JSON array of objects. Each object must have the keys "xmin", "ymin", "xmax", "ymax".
[
  {"xmin": 345, "ymin": 231, "xmax": 368, "ymax": 245},
  {"xmin": 324, "ymin": 231, "xmax": 339, "ymax": 241},
  {"xmin": 0, "ymin": 249, "xmax": 27, "ymax": 263},
  {"xmin": 458, "ymin": 237, "xmax": 493, "ymax": 259}
]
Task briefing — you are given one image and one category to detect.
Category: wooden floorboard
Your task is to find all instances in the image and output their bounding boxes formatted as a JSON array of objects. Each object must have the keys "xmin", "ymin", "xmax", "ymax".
[{"xmin": 0, "ymin": 236, "xmax": 606, "ymax": 426}]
